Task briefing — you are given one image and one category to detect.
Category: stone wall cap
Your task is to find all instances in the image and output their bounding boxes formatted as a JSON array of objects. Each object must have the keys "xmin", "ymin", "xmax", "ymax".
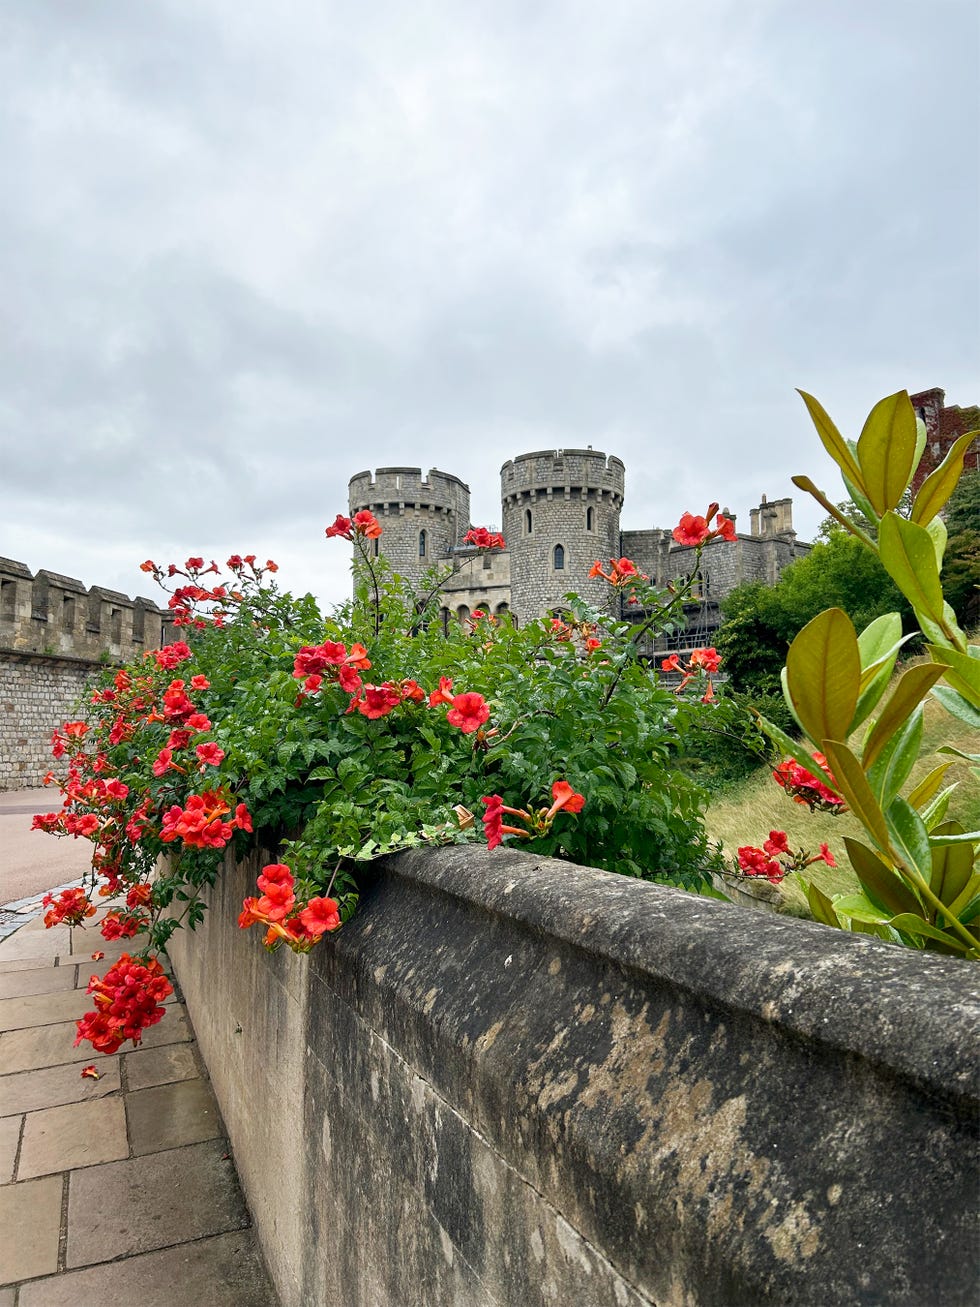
[
  {"xmin": 88, "ymin": 586, "xmax": 134, "ymax": 604},
  {"xmin": 34, "ymin": 569, "xmax": 88, "ymax": 592},
  {"xmin": 0, "ymin": 557, "xmax": 34, "ymax": 579},
  {"xmin": 384, "ymin": 846, "xmax": 980, "ymax": 1105}
]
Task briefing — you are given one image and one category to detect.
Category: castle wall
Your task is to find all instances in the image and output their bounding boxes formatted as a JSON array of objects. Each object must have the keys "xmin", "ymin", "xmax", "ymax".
[
  {"xmin": 0, "ymin": 558, "xmax": 172, "ymax": 791},
  {"xmin": 909, "ymin": 388, "xmax": 980, "ymax": 498}
]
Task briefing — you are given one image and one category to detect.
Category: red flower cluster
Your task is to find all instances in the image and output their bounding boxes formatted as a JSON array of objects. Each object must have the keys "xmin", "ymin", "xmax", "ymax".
[
  {"xmin": 99, "ymin": 912, "xmax": 146, "ymax": 941},
  {"xmin": 772, "ymin": 753, "xmax": 845, "ymax": 812},
  {"xmin": 672, "ymin": 505, "xmax": 737, "ymax": 547},
  {"xmin": 736, "ymin": 831, "xmax": 836, "ymax": 884},
  {"xmin": 325, "ymin": 511, "xmax": 383, "ymax": 540},
  {"xmin": 660, "ymin": 647, "xmax": 722, "ymax": 701},
  {"xmin": 588, "ymin": 557, "xmax": 645, "ymax": 587},
  {"xmin": 153, "ymin": 641, "xmax": 193, "ymax": 670},
  {"xmin": 463, "ymin": 527, "xmax": 506, "ymax": 550},
  {"xmin": 293, "ymin": 640, "xmax": 372, "ymax": 697},
  {"xmin": 159, "ymin": 791, "xmax": 252, "ymax": 849},
  {"xmin": 42, "ymin": 886, "xmax": 96, "ymax": 928},
  {"xmin": 75, "ymin": 954, "xmax": 174, "ymax": 1053},
  {"xmin": 480, "ymin": 780, "xmax": 586, "ymax": 850},
  {"xmin": 238, "ymin": 863, "xmax": 342, "ymax": 953}
]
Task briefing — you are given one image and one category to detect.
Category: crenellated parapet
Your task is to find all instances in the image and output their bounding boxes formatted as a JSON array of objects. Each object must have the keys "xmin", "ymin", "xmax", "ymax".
[
  {"xmin": 348, "ymin": 467, "xmax": 472, "ymax": 588},
  {"xmin": 0, "ymin": 557, "xmax": 173, "ymax": 663},
  {"xmin": 500, "ymin": 448, "xmax": 625, "ymax": 509}
]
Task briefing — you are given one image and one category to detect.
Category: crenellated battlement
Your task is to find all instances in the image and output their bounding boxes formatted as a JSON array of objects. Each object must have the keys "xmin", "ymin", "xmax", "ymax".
[
  {"xmin": 500, "ymin": 449, "xmax": 625, "ymax": 506},
  {"xmin": 348, "ymin": 466, "xmax": 470, "ymax": 514},
  {"xmin": 0, "ymin": 557, "xmax": 173, "ymax": 663}
]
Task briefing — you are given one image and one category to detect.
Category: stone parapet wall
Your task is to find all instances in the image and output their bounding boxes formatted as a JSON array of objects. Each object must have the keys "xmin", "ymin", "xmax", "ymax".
[
  {"xmin": 0, "ymin": 651, "xmax": 100, "ymax": 789},
  {"xmin": 169, "ymin": 846, "xmax": 978, "ymax": 1307}
]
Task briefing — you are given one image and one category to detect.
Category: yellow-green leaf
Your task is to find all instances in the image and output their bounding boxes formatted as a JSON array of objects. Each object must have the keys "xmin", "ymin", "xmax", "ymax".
[
  {"xmin": 908, "ymin": 761, "xmax": 953, "ymax": 810},
  {"xmin": 886, "ymin": 914, "xmax": 971, "ymax": 953},
  {"xmin": 886, "ymin": 797, "xmax": 933, "ymax": 882},
  {"xmin": 911, "ymin": 427, "xmax": 980, "ymax": 524},
  {"xmin": 790, "ymin": 476, "xmax": 877, "ymax": 548},
  {"xmin": 805, "ymin": 880, "xmax": 842, "ymax": 928},
  {"xmin": 926, "ymin": 643, "xmax": 980, "ymax": 710},
  {"xmin": 797, "ymin": 391, "xmax": 866, "ymax": 493},
  {"xmin": 930, "ymin": 827, "xmax": 976, "ymax": 905},
  {"xmin": 821, "ymin": 739, "xmax": 892, "ymax": 853},
  {"xmin": 862, "ymin": 663, "xmax": 946, "ymax": 770},
  {"xmin": 878, "ymin": 512, "xmax": 946, "ymax": 626},
  {"xmin": 856, "ymin": 391, "xmax": 918, "ymax": 515},
  {"xmin": 785, "ymin": 609, "xmax": 861, "ymax": 744}
]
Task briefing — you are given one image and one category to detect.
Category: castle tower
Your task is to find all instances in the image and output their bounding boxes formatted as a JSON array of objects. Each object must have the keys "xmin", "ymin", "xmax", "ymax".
[
  {"xmin": 500, "ymin": 449, "xmax": 625, "ymax": 625},
  {"xmin": 348, "ymin": 467, "xmax": 471, "ymax": 589}
]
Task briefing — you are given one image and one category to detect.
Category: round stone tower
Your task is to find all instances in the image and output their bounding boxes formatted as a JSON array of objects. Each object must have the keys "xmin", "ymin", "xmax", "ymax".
[
  {"xmin": 348, "ymin": 467, "xmax": 471, "ymax": 588},
  {"xmin": 500, "ymin": 448, "xmax": 625, "ymax": 625}
]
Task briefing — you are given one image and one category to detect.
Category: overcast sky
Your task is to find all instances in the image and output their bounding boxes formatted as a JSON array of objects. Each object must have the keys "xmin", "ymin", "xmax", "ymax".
[{"xmin": 2, "ymin": 0, "xmax": 977, "ymax": 611}]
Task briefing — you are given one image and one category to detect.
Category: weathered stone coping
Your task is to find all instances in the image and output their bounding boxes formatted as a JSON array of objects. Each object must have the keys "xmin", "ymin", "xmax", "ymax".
[{"xmin": 170, "ymin": 844, "xmax": 980, "ymax": 1307}]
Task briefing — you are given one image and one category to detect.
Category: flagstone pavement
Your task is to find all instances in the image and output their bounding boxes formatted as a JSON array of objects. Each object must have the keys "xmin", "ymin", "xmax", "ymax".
[{"xmin": 0, "ymin": 908, "xmax": 278, "ymax": 1306}]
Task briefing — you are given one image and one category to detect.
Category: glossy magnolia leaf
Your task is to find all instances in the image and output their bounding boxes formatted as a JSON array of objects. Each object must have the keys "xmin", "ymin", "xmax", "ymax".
[
  {"xmin": 886, "ymin": 914, "xmax": 972, "ymax": 954},
  {"xmin": 797, "ymin": 391, "xmax": 866, "ymax": 493},
  {"xmin": 867, "ymin": 708, "xmax": 923, "ymax": 810},
  {"xmin": 857, "ymin": 613, "xmax": 904, "ymax": 672},
  {"xmin": 843, "ymin": 836, "xmax": 921, "ymax": 917},
  {"xmin": 805, "ymin": 880, "xmax": 842, "ymax": 928},
  {"xmin": 911, "ymin": 427, "xmax": 980, "ymax": 524},
  {"xmin": 831, "ymin": 892, "xmax": 892, "ymax": 925},
  {"xmin": 886, "ymin": 797, "xmax": 933, "ymax": 883},
  {"xmin": 878, "ymin": 512, "xmax": 946, "ymax": 627},
  {"xmin": 791, "ymin": 476, "xmax": 877, "ymax": 549},
  {"xmin": 925, "ymin": 516, "xmax": 948, "ymax": 571},
  {"xmin": 756, "ymin": 714, "xmax": 839, "ymax": 792},
  {"xmin": 785, "ymin": 609, "xmax": 860, "ymax": 745},
  {"xmin": 855, "ymin": 391, "xmax": 919, "ymax": 515},
  {"xmin": 921, "ymin": 786, "xmax": 956, "ymax": 832},
  {"xmin": 908, "ymin": 761, "xmax": 954, "ymax": 810},
  {"xmin": 929, "ymin": 829, "xmax": 980, "ymax": 845},
  {"xmin": 926, "ymin": 643, "xmax": 980, "ymax": 710},
  {"xmin": 930, "ymin": 823, "xmax": 977, "ymax": 905},
  {"xmin": 932, "ymin": 687, "xmax": 980, "ymax": 730},
  {"xmin": 821, "ymin": 739, "xmax": 892, "ymax": 853},
  {"xmin": 841, "ymin": 470, "xmax": 881, "ymax": 535},
  {"xmin": 862, "ymin": 664, "xmax": 945, "ymax": 770},
  {"xmin": 958, "ymin": 893, "xmax": 980, "ymax": 925}
]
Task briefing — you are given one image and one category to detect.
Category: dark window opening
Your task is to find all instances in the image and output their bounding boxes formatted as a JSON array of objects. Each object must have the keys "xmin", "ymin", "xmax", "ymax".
[
  {"xmin": 525, "ymin": 508, "xmax": 533, "ymax": 534},
  {"xmin": 586, "ymin": 506, "xmax": 594, "ymax": 531},
  {"xmin": 419, "ymin": 530, "xmax": 427, "ymax": 558},
  {"xmin": 553, "ymin": 544, "xmax": 565, "ymax": 570}
]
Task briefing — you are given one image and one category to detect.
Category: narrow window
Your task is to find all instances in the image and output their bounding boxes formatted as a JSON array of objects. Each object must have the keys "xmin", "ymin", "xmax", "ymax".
[
  {"xmin": 553, "ymin": 544, "xmax": 565, "ymax": 571},
  {"xmin": 419, "ymin": 530, "xmax": 427, "ymax": 558},
  {"xmin": 525, "ymin": 508, "xmax": 533, "ymax": 534},
  {"xmin": 110, "ymin": 609, "xmax": 122, "ymax": 642},
  {"xmin": 373, "ymin": 538, "xmax": 380, "ymax": 557},
  {"xmin": 1, "ymin": 579, "xmax": 15, "ymax": 622},
  {"xmin": 62, "ymin": 596, "xmax": 75, "ymax": 632},
  {"xmin": 586, "ymin": 505, "xmax": 594, "ymax": 532}
]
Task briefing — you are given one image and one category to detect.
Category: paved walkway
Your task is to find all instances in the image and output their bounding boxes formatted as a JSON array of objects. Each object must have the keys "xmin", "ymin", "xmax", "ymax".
[{"xmin": 0, "ymin": 907, "xmax": 278, "ymax": 1305}]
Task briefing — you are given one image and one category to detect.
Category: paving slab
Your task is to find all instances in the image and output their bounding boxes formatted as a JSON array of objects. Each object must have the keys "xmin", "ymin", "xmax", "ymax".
[
  {"xmin": 18, "ymin": 1096, "xmax": 128, "ymax": 1178},
  {"xmin": 0, "ymin": 1115, "xmax": 20, "ymax": 1184},
  {"xmin": 0, "ymin": 964, "xmax": 78, "ymax": 1000},
  {"xmin": 0, "ymin": 1004, "xmax": 192, "ymax": 1074},
  {"xmin": 0, "ymin": 1173, "xmax": 63, "ymax": 1285},
  {"xmin": 0, "ymin": 956, "xmax": 63, "ymax": 973},
  {"xmin": 0, "ymin": 1287, "xmax": 13, "ymax": 1306},
  {"xmin": 0, "ymin": 1055, "xmax": 120, "ymax": 1117},
  {"xmin": 0, "ymin": 927, "xmax": 71, "ymax": 960},
  {"xmin": 0, "ymin": 985, "xmax": 90, "ymax": 1032},
  {"xmin": 19, "ymin": 1228, "xmax": 278, "ymax": 1306},
  {"xmin": 127, "ymin": 1077, "xmax": 223, "ymax": 1154},
  {"xmin": 66, "ymin": 1138, "xmax": 249, "ymax": 1267},
  {"xmin": 124, "ymin": 1041, "xmax": 198, "ymax": 1091}
]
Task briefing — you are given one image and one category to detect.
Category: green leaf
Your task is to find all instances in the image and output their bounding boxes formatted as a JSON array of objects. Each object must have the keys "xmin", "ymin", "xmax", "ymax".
[
  {"xmin": 878, "ymin": 511, "xmax": 947, "ymax": 626},
  {"xmin": 785, "ymin": 609, "xmax": 860, "ymax": 744},
  {"xmin": 843, "ymin": 837, "xmax": 921, "ymax": 917},
  {"xmin": 797, "ymin": 391, "xmax": 866, "ymax": 493},
  {"xmin": 831, "ymin": 892, "xmax": 892, "ymax": 926},
  {"xmin": 886, "ymin": 797, "xmax": 933, "ymax": 882},
  {"xmin": 855, "ymin": 391, "xmax": 918, "ymax": 515},
  {"xmin": 861, "ymin": 664, "xmax": 944, "ymax": 770},
  {"xmin": 932, "ymin": 687, "xmax": 980, "ymax": 730},
  {"xmin": 911, "ymin": 427, "xmax": 980, "ymax": 524},
  {"xmin": 925, "ymin": 515, "xmax": 947, "ymax": 570},
  {"xmin": 926, "ymin": 643, "xmax": 980, "ymax": 710},
  {"xmin": 805, "ymin": 879, "xmax": 842, "ymax": 927},
  {"xmin": 820, "ymin": 739, "xmax": 892, "ymax": 853},
  {"xmin": 841, "ymin": 471, "xmax": 882, "ymax": 535},
  {"xmin": 791, "ymin": 475, "xmax": 877, "ymax": 548},
  {"xmin": 857, "ymin": 613, "xmax": 904, "ymax": 671},
  {"xmin": 930, "ymin": 824, "xmax": 976, "ymax": 905},
  {"xmin": 867, "ymin": 706, "xmax": 922, "ymax": 809},
  {"xmin": 886, "ymin": 914, "xmax": 971, "ymax": 953}
]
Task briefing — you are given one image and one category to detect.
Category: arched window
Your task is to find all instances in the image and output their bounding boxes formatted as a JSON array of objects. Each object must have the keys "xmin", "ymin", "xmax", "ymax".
[
  {"xmin": 586, "ymin": 505, "xmax": 594, "ymax": 532},
  {"xmin": 419, "ymin": 529, "xmax": 427, "ymax": 558},
  {"xmin": 456, "ymin": 604, "xmax": 470, "ymax": 622},
  {"xmin": 525, "ymin": 508, "xmax": 533, "ymax": 534},
  {"xmin": 553, "ymin": 544, "xmax": 565, "ymax": 570},
  {"xmin": 373, "ymin": 538, "xmax": 380, "ymax": 557}
]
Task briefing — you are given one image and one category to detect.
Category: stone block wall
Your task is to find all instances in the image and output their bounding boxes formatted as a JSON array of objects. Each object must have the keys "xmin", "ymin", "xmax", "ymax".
[
  {"xmin": 0, "ymin": 652, "xmax": 99, "ymax": 788},
  {"xmin": 169, "ymin": 845, "xmax": 978, "ymax": 1307}
]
